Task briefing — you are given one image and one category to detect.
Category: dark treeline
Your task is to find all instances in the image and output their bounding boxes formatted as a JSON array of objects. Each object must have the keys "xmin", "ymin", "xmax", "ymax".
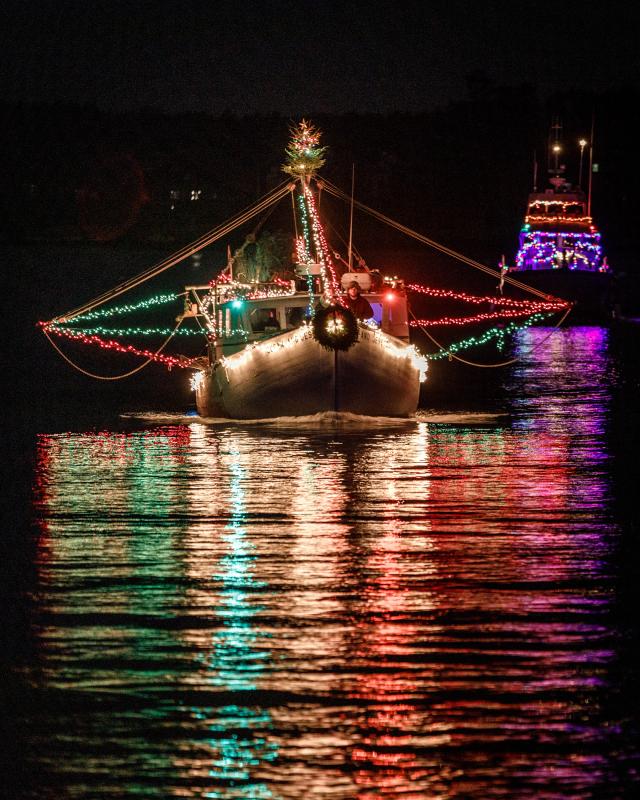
[{"xmin": 2, "ymin": 83, "xmax": 639, "ymax": 273}]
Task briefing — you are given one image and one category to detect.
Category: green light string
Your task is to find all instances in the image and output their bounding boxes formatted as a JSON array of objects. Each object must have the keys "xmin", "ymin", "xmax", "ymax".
[
  {"xmin": 61, "ymin": 293, "xmax": 181, "ymax": 323},
  {"xmin": 297, "ymin": 193, "xmax": 312, "ymax": 257},
  {"xmin": 73, "ymin": 326, "xmax": 192, "ymax": 336},
  {"xmin": 51, "ymin": 324, "xmax": 250, "ymax": 338},
  {"xmin": 426, "ymin": 313, "xmax": 552, "ymax": 360},
  {"xmin": 297, "ymin": 192, "xmax": 315, "ymax": 314}
]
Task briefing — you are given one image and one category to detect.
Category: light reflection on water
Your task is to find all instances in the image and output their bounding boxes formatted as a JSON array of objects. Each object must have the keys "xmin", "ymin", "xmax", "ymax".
[{"xmin": 20, "ymin": 327, "xmax": 640, "ymax": 797}]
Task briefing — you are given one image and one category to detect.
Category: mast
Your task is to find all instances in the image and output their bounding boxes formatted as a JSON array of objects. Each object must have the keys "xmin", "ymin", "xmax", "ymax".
[
  {"xmin": 348, "ymin": 163, "xmax": 355, "ymax": 272},
  {"xmin": 587, "ymin": 112, "xmax": 595, "ymax": 218},
  {"xmin": 548, "ymin": 117, "xmax": 564, "ymax": 189}
]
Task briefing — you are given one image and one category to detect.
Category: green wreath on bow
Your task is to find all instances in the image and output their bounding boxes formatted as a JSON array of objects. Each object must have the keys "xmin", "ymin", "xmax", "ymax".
[{"xmin": 312, "ymin": 304, "xmax": 359, "ymax": 351}]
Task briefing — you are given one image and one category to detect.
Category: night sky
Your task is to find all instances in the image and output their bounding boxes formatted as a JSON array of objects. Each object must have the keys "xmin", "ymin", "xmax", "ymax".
[{"xmin": 3, "ymin": 0, "xmax": 640, "ymax": 116}]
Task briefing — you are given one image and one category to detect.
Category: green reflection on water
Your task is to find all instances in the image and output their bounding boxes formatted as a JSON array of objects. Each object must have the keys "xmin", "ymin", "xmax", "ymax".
[{"xmin": 196, "ymin": 440, "xmax": 278, "ymax": 797}]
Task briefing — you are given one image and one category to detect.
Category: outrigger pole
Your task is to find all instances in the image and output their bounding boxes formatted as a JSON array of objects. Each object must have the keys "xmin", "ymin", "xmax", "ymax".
[
  {"xmin": 320, "ymin": 179, "xmax": 569, "ymax": 304},
  {"xmin": 47, "ymin": 180, "xmax": 293, "ymax": 325}
]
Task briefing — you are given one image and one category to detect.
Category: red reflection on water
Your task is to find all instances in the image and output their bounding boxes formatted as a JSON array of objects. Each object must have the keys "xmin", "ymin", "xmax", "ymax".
[
  {"xmin": 344, "ymin": 403, "xmax": 613, "ymax": 796},
  {"xmin": 33, "ymin": 435, "xmax": 55, "ymax": 563},
  {"xmin": 348, "ymin": 526, "xmax": 430, "ymax": 795}
]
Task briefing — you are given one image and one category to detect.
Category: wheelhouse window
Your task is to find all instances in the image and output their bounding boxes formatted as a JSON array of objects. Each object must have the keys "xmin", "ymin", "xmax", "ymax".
[{"xmin": 250, "ymin": 308, "xmax": 280, "ymax": 332}]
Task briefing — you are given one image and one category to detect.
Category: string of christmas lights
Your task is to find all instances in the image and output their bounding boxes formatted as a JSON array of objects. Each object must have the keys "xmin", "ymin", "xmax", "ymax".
[
  {"xmin": 297, "ymin": 194, "xmax": 313, "ymax": 259},
  {"xmin": 49, "ymin": 324, "xmax": 227, "ymax": 337},
  {"xmin": 424, "ymin": 313, "xmax": 552, "ymax": 359},
  {"xmin": 42, "ymin": 324, "xmax": 196, "ymax": 369},
  {"xmin": 409, "ymin": 308, "xmax": 556, "ymax": 327},
  {"xmin": 526, "ymin": 215, "xmax": 593, "ymax": 225},
  {"xmin": 528, "ymin": 199, "xmax": 590, "ymax": 210},
  {"xmin": 220, "ymin": 324, "xmax": 314, "ymax": 371},
  {"xmin": 208, "ymin": 280, "xmax": 297, "ymax": 301},
  {"xmin": 368, "ymin": 328, "xmax": 429, "ymax": 381},
  {"xmin": 406, "ymin": 283, "xmax": 569, "ymax": 310},
  {"xmin": 302, "ymin": 185, "xmax": 340, "ymax": 301},
  {"xmin": 514, "ymin": 228, "xmax": 606, "ymax": 272},
  {"xmin": 59, "ymin": 293, "xmax": 180, "ymax": 322},
  {"xmin": 296, "ymin": 194, "xmax": 316, "ymax": 313},
  {"xmin": 247, "ymin": 286, "xmax": 296, "ymax": 299}
]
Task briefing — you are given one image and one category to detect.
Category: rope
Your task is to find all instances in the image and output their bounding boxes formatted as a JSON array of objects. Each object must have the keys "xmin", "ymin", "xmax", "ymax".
[
  {"xmin": 319, "ymin": 179, "xmax": 564, "ymax": 302},
  {"xmin": 410, "ymin": 305, "xmax": 573, "ymax": 368},
  {"xmin": 42, "ymin": 318, "xmax": 186, "ymax": 380},
  {"xmin": 291, "ymin": 188, "xmax": 299, "ymax": 240},
  {"xmin": 324, "ymin": 219, "xmax": 366, "ymax": 270},
  {"xmin": 48, "ymin": 181, "xmax": 293, "ymax": 324},
  {"xmin": 227, "ymin": 198, "xmax": 283, "ymax": 272},
  {"xmin": 250, "ymin": 196, "xmax": 280, "ymax": 238}
]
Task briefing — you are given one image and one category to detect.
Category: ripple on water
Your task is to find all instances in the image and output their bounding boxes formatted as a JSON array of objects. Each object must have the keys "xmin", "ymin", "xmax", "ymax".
[{"xmin": 10, "ymin": 326, "xmax": 640, "ymax": 798}]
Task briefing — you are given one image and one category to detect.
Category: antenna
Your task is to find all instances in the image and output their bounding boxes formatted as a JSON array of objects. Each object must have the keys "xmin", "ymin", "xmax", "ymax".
[
  {"xmin": 587, "ymin": 111, "xmax": 595, "ymax": 218},
  {"xmin": 578, "ymin": 138, "xmax": 587, "ymax": 188},
  {"xmin": 348, "ymin": 163, "xmax": 355, "ymax": 272},
  {"xmin": 533, "ymin": 150, "xmax": 538, "ymax": 192},
  {"xmin": 550, "ymin": 118, "xmax": 562, "ymax": 178}
]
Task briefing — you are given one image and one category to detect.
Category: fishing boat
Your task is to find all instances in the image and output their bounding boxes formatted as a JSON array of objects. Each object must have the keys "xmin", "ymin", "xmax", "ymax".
[
  {"xmin": 505, "ymin": 120, "xmax": 613, "ymax": 323},
  {"xmin": 40, "ymin": 121, "xmax": 572, "ymax": 419},
  {"xmin": 185, "ymin": 274, "xmax": 425, "ymax": 418},
  {"xmin": 186, "ymin": 122, "xmax": 430, "ymax": 418}
]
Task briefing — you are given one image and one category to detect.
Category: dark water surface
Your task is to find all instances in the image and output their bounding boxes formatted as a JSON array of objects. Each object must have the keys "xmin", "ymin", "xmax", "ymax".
[{"xmin": 4, "ymin": 324, "xmax": 640, "ymax": 799}]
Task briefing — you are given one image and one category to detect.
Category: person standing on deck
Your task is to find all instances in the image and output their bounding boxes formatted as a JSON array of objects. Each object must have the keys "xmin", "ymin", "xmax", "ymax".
[{"xmin": 344, "ymin": 281, "xmax": 374, "ymax": 320}]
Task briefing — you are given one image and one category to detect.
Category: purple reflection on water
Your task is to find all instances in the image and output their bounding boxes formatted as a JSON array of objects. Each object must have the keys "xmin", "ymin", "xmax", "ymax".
[{"xmin": 509, "ymin": 325, "xmax": 611, "ymax": 451}]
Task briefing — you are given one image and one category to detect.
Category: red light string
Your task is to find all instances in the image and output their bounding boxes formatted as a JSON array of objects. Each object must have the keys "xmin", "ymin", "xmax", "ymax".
[
  {"xmin": 41, "ymin": 324, "xmax": 195, "ymax": 369},
  {"xmin": 406, "ymin": 283, "xmax": 569, "ymax": 310},
  {"xmin": 410, "ymin": 308, "xmax": 561, "ymax": 327},
  {"xmin": 303, "ymin": 184, "xmax": 340, "ymax": 301}
]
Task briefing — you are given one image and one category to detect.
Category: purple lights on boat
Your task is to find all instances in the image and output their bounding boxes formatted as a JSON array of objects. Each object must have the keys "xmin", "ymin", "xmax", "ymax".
[{"xmin": 513, "ymin": 229, "xmax": 607, "ymax": 272}]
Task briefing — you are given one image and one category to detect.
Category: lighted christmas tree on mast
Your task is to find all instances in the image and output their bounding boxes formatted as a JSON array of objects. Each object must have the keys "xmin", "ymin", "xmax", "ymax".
[
  {"xmin": 282, "ymin": 121, "xmax": 340, "ymax": 302},
  {"xmin": 282, "ymin": 120, "xmax": 327, "ymax": 183}
]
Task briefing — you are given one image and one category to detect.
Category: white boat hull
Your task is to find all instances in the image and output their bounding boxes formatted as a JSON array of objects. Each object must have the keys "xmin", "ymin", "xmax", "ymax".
[{"xmin": 195, "ymin": 325, "xmax": 422, "ymax": 419}]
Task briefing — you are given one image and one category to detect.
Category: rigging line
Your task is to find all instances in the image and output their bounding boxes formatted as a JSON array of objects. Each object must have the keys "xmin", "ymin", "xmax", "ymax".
[
  {"xmin": 50, "ymin": 182, "xmax": 292, "ymax": 324},
  {"xmin": 53, "ymin": 184, "xmax": 291, "ymax": 323},
  {"xmin": 249, "ymin": 194, "xmax": 280, "ymax": 238},
  {"xmin": 228, "ymin": 196, "xmax": 284, "ymax": 267},
  {"xmin": 320, "ymin": 179, "xmax": 565, "ymax": 303},
  {"xmin": 186, "ymin": 314, "xmax": 216, "ymax": 359},
  {"xmin": 322, "ymin": 215, "xmax": 366, "ymax": 267},
  {"xmin": 321, "ymin": 178, "xmax": 541, "ymax": 294},
  {"xmin": 410, "ymin": 306, "xmax": 573, "ymax": 368},
  {"xmin": 50, "ymin": 194, "xmax": 285, "ymax": 324},
  {"xmin": 42, "ymin": 317, "xmax": 188, "ymax": 380}
]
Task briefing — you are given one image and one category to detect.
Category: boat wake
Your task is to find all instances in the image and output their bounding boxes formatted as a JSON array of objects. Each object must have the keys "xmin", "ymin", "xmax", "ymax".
[
  {"xmin": 415, "ymin": 410, "xmax": 509, "ymax": 425},
  {"xmin": 122, "ymin": 410, "xmax": 508, "ymax": 428},
  {"xmin": 121, "ymin": 410, "xmax": 417, "ymax": 429}
]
